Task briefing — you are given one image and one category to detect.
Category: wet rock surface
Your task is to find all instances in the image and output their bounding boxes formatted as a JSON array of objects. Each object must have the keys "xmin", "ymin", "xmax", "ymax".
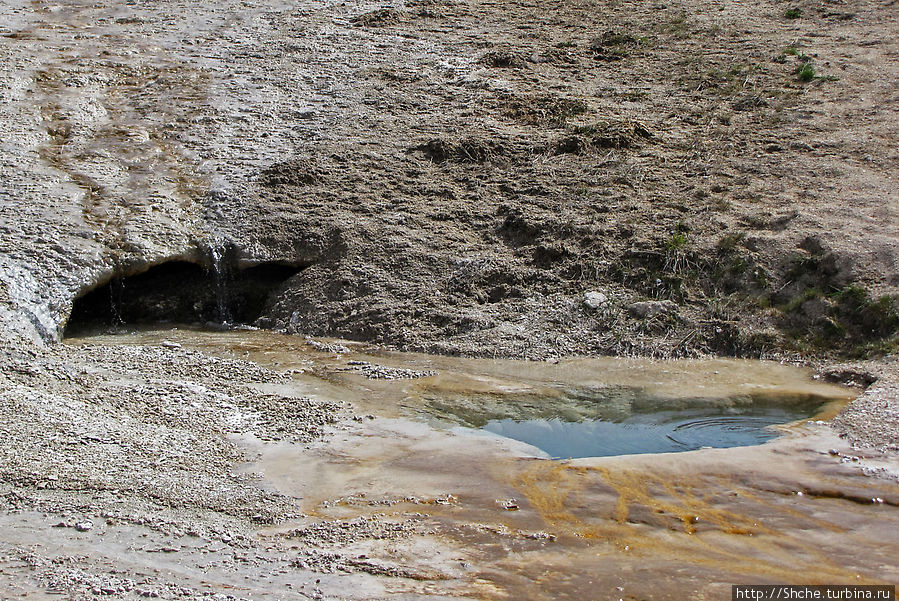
[
  {"xmin": 337, "ymin": 360, "xmax": 437, "ymax": 380},
  {"xmin": 831, "ymin": 356, "xmax": 899, "ymax": 452}
]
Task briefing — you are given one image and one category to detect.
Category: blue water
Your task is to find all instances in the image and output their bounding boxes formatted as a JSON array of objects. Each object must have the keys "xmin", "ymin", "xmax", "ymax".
[{"xmin": 479, "ymin": 406, "xmax": 808, "ymax": 458}]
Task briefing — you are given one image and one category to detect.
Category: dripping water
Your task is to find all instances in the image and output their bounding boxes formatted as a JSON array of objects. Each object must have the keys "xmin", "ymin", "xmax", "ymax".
[
  {"xmin": 107, "ymin": 278, "xmax": 125, "ymax": 327},
  {"xmin": 207, "ymin": 241, "xmax": 234, "ymax": 325}
]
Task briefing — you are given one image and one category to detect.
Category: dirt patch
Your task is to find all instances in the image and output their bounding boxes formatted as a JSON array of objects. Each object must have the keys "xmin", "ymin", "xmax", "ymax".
[
  {"xmin": 552, "ymin": 120, "xmax": 654, "ymax": 154},
  {"xmin": 480, "ymin": 48, "xmax": 527, "ymax": 69},
  {"xmin": 589, "ymin": 30, "xmax": 648, "ymax": 61},
  {"xmin": 410, "ymin": 137, "xmax": 506, "ymax": 164},
  {"xmin": 351, "ymin": 8, "xmax": 405, "ymax": 27},
  {"xmin": 501, "ymin": 93, "xmax": 589, "ymax": 127},
  {"xmin": 259, "ymin": 159, "xmax": 323, "ymax": 187}
]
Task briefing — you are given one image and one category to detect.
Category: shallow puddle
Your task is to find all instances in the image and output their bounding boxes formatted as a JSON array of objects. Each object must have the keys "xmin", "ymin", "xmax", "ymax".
[
  {"xmin": 471, "ymin": 406, "xmax": 819, "ymax": 458},
  {"xmin": 69, "ymin": 325, "xmax": 852, "ymax": 458},
  {"xmin": 416, "ymin": 378, "xmax": 837, "ymax": 458}
]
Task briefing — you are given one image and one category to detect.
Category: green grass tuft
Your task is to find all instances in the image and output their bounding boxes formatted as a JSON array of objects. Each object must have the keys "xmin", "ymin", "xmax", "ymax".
[{"xmin": 796, "ymin": 62, "xmax": 815, "ymax": 82}]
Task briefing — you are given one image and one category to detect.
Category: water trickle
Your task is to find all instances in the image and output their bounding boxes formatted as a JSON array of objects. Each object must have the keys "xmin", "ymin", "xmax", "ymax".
[
  {"xmin": 106, "ymin": 278, "xmax": 125, "ymax": 327},
  {"xmin": 206, "ymin": 241, "xmax": 235, "ymax": 324}
]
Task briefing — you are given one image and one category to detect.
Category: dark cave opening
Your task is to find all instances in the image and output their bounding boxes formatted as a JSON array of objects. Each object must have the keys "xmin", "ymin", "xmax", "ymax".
[{"xmin": 64, "ymin": 260, "xmax": 303, "ymax": 337}]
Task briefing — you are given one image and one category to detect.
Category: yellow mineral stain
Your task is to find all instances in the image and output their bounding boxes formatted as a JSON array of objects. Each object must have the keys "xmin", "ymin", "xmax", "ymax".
[{"xmin": 509, "ymin": 458, "xmax": 885, "ymax": 588}]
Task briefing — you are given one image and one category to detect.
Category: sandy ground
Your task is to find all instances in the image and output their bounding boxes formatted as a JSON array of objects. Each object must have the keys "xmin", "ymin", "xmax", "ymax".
[{"xmin": 0, "ymin": 0, "xmax": 898, "ymax": 597}]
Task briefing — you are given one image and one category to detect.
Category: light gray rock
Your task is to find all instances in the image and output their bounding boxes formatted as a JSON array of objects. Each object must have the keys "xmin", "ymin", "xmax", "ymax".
[
  {"xmin": 583, "ymin": 291, "xmax": 609, "ymax": 311},
  {"xmin": 627, "ymin": 300, "xmax": 677, "ymax": 319}
]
